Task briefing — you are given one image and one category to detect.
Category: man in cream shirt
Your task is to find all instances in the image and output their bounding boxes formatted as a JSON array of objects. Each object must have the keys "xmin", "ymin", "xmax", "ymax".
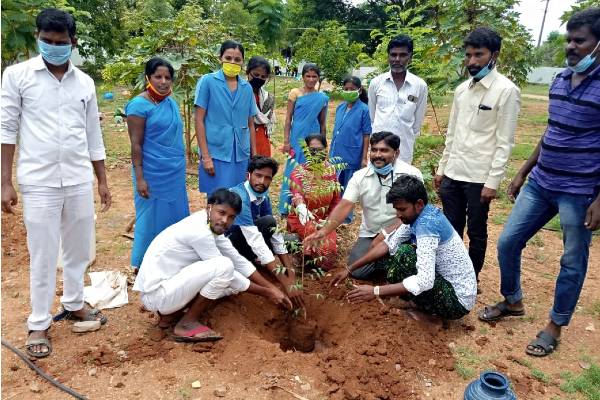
[
  {"xmin": 368, "ymin": 34, "xmax": 428, "ymax": 164},
  {"xmin": 304, "ymin": 132, "xmax": 423, "ymax": 280},
  {"xmin": 434, "ymin": 27, "xmax": 520, "ymax": 282}
]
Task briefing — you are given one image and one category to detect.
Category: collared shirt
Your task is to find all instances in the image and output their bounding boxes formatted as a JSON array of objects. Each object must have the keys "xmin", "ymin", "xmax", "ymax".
[
  {"xmin": 384, "ymin": 205, "xmax": 477, "ymax": 311},
  {"xmin": 1, "ymin": 56, "xmax": 106, "ymax": 187},
  {"xmin": 368, "ymin": 70, "xmax": 428, "ymax": 163},
  {"xmin": 436, "ymin": 69, "xmax": 520, "ymax": 190},
  {"xmin": 530, "ymin": 64, "xmax": 600, "ymax": 195},
  {"xmin": 194, "ymin": 70, "xmax": 257, "ymax": 163},
  {"xmin": 133, "ymin": 210, "xmax": 256, "ymax": 294},
  {"xmin": 342, "ymin": 159, "xmax": 423, "ymax": 237},
  {"xmin": 229, "ymin": 181, "xmax": 287, "ymax": 265}
]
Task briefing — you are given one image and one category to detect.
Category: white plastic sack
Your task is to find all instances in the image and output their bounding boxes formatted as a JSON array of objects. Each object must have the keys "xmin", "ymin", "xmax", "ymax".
[{"xmin": 83, "ymin": 271, "xmax": 128, "ymax": 309}]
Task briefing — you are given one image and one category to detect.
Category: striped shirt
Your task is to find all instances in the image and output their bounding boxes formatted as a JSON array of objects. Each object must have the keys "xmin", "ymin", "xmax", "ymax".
[{"xmin": 530, "ymin": 64, "xmax": 600, "ymax": 195}]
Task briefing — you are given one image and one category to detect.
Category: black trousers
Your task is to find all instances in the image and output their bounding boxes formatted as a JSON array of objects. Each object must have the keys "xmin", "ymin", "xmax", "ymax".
[
  {"xmin": 439, "ymin": 176, "xmax": 489, "ymax": 278},
  {"xmin": 227, "ymin": 216, "xmax": 276, "ymax": 264}
]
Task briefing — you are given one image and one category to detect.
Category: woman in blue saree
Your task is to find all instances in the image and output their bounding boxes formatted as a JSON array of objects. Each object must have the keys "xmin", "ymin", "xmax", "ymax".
[
  {"xmin": 279, "ymin": 63, "xmax": 329, "ymax": 215},
  {"xmin": 126, "ymin": 58, "xmax": 190, "ymax": 272}
]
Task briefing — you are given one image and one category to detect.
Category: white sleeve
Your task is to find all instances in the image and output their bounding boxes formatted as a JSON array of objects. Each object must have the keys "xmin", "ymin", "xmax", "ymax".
[
  {"xmin": 368, "ymin": 79, "xmax": 377, "ymax": 123},
  {"xmin": 270, "ymin": 231, "xmax": 287, "ymax": 255},
  {"xmin": 402, "ymin": 236, "xmax": 438, "ymax": 296},
  {"xmin": 85, "ymin": 80, "xmax": 106, "ymax": 161},
  {"xmin": 1, "ymin": 67, "xmax": 21, "ymax": 144},
  {"xmin": 240, "ymin": 225, "xmax": 276, "ymax": 265},
  {"xmin": 412, "ymin": 82, "xmax": 428, "ymax": 137},
  {"xmin": 385, "ymin": 224, "xmax": 412, "ymax": 254},
  {"xmin": 216, "ymin": 234, "xmax": 257, "ymax": 278}
]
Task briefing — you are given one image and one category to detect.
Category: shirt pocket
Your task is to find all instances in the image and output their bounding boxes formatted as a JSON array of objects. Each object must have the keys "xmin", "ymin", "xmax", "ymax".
[{"xmin": 63, "ymin": 91, "xmax": 88, "ymax": 130}]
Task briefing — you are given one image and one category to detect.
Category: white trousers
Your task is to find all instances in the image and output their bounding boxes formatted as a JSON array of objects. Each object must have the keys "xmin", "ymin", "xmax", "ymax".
[
  {"xmin": 21, "ymin": 182, "xmax": 95, "ymax": 331},
  {"xmin": 141, "ymin": 256, "xmax": 250, "ymax": 315}
]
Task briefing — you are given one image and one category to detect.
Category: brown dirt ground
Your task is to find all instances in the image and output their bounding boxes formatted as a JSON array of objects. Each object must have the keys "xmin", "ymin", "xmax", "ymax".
[{"xmin": 2, "ymin": 91, "xmax": 599, "ymax": 400}]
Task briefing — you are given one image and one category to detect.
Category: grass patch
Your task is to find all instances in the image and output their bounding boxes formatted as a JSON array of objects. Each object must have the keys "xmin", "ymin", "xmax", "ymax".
[
  {"xmin": 491, "ymin": 213, "xmax": 508, "ymax": 225},
  {"xmin": 544, "ymin": 215, "xmax": 562, "ymax": 232},
  {"xmin": 512, "ymin": 143, "xmax": 535, "ymax": 160},
  {"xmin": 560, "ymin": 364, "xmax": 600, "ymax": 400},
  {"xmin": 528, "ymin": 233, "xmax": 544, "ymax": 248},
  {"xmin": 522, "ymin": 84, "xmax": 550, "ymax": 97},
  {"xmin": 454, "ymin": 346, "xmax": 488, "ymax": 380},
  {"xmin": 531, "ymin": 367, "xmax": 553, "ymax": 384}
]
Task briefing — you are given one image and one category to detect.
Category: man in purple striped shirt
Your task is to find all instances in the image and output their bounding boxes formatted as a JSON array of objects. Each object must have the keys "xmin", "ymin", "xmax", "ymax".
[{"xmin": 478, "ymin": 7, "xmax": 600, "ymax": 357}]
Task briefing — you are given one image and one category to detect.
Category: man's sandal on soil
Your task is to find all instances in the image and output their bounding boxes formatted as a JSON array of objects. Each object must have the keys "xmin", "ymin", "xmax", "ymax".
[
  {"xmin": 26, "ymin": 331, "xmax": 52, "ymax": 358},
  {"xmin": 173, "ymin": 325, "xmax": 223, "ymax": 343},
  {"xmin": 526, "ymin": 330, "xmax": 559, "ymax": 357},
  {"xmin": 54, "ymin": 306, "xmax": 108, "ymax": 325},
  {"xmin": 478, "ymin": 301, "xmax": 525, "ymax": 322}
]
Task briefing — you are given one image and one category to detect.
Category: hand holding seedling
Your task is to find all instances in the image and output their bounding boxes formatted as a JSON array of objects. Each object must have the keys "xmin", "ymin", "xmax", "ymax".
[
  {"xmin": 268, "ymin": 287, "xmax": 293, "ymax": 310},
  {"xmin": 330, "ymin": 268, "xmax": 350, "ymax": 288}
]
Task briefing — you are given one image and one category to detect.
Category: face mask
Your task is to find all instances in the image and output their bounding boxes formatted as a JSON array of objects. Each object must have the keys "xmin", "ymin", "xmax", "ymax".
[
  {"xmin": 471, "ymin": 59, "xmax": 495, "ymax": 81},
  {"xmin": 340, "ymin": 90, "xmax": 359, "ymax": 103},
  {"xmin": 145, "ymin": 76, "xmax": 171, "ymax": 102},
  {"xmin": 247, "ymin": 184, "xmax": 267, "ymax": 199},
  {"xmin": 249, "ymin": 77, "xmax": 266, "ymax": 91},
  {"xmin": 371, "ymin": 162, "xmax": 393, "ymax": 176},
  {"xmin": 567, "ymin": 41, "xmax": 600, "ymax": 74},
  {"xmin": 37, "ymin": 39, "xmax": 72, "ymax": 66},
  {"xmin": 222, "ymin": 62, "xmax": 242, "ymax": 77}
]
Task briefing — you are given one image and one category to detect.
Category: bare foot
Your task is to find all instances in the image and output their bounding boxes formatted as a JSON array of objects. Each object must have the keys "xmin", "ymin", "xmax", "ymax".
[{"xmin": 405, "ymin": 309, "xmax": 444, "ymax": 330}]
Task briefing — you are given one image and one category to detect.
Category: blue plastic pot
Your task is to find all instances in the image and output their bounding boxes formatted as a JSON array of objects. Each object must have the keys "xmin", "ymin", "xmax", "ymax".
[
  {"xmin": 464, "ymin": 371, "xmax": 516, "ymax": 400},
  {"xmin": 103, "ymin": 92, "xmax": 114, "ymax": 100}
]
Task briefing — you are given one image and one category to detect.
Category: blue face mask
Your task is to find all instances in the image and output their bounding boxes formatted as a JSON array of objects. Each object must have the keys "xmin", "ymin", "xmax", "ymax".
[
  {"xmin": 37, "ymin": 39, "xmax": 72, "ymax": 66},
  {"xmin": 471, "ymin": 59, "xmax": 495, "ymax": 81},
  {"xmin": 371, "ymin": 162, "xmax": 393, "ymax": 176},
  {"xmin": 567, "ymin": 41, "xmax": 600, "ymax": 74}
]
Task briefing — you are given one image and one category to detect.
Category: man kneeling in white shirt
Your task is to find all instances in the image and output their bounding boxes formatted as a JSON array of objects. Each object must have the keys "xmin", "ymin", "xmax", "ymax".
[{"xmin": 133, "ymin": 188, "xmax": 292, "ymax": 342}]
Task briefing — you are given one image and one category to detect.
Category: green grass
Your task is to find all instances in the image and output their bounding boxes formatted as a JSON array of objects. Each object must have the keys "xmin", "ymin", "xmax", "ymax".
[
  {"xmin": 532, "ymin": 367, "xmax": 553, "ymax": 384},
  {"xmin": 560, "ymin": 364, "xmax": 600, "ymax": 400},
  {"xmin": 528, "ymin": 234, "xmax": 544, "ymax": 248},
  {"xmin": 511, "ymin": 143, "xmax": 535, "ymax": 160},
  {"xmin": 491, "ymin": 213, "xmax": 508, "ymax": 225},
  {"xmin": 454, "ymin": 346, "xmax": 489, "ymax": 380},
  {"xmin": 522, "ymin": 84, "xmax": 550, "ymax": 97}
]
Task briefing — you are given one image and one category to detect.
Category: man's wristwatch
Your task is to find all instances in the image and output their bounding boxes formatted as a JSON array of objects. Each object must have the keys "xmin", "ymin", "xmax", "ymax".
[{"xmin": 373, "ymin": 286, "xmax": 380, "ymax": 297}]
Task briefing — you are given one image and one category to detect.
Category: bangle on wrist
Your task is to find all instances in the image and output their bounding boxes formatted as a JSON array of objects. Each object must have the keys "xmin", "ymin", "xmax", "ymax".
[{"xmin": 373, "ymin": 286, "xmax": 380, "ymax": 297}]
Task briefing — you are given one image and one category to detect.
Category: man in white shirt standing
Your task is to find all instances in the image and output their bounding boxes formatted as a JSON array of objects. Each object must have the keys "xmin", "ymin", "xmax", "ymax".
[
  {"xmin": 133, "ymin": 189, "xmax": 292, "ymax": 342},
  {"xmin": 1, "ymin": 8, "xmax": 112, "ymax": 358},
  {"xmin": 304, "ymin": 132, "xmax": 423, "ymax": 280},
  {"xmin": 368, "ymin": 35, "xmax": 428, "ymax": 164},
  {"xmin": 434, "ymin": 28, "xmax": 520, "ymax": 283}
]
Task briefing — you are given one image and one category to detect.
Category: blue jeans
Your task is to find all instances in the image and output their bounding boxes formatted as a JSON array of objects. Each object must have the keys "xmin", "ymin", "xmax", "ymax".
[{"xmin": 497, "ymin": 179, "xmax": 594, "ymax": 326}]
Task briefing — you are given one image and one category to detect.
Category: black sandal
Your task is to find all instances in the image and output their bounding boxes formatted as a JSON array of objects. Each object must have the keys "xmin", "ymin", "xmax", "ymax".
[
  {"xmin": 54, "ymin": 306, "xmax": 107, "ymax": 325},
  {"xmin": 526, "ymin": 330, "xmax": 559, "ymax": 357},
  {"xmin": 478, "ymin": 301, "xmax": 525, "ymax": 322},
  {"xmin": 26, "ymin": 330, "xmax": 52, "ymax": 358}
]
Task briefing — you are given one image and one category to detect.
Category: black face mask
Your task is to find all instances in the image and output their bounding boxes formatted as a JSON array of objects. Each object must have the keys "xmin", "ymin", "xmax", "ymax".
[{"xmin": 249, "ymin": 77, "xmax": 266, "ymax": 90}]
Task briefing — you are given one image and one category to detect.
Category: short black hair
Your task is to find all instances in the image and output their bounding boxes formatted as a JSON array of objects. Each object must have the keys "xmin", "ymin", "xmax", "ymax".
[
  {"xmin": 464, "ymin": 27, "xmax": 502, "ymax": 53},
  {"xmin": 386, "ymin": 174, "xmax": 428, "ymax": 205},
  {"xmin": 370, "ymin": 131, "xmax": 400, "ymax": 151},
  {"xmin": 246, "ymin": 56, "xmax": 271, "ymax": 75},
  {"xmin": 302, "ymin": 63, "xmax": 321, "ymax": 77},
  {"xmin": 247, "ymin": 155, "xmax": 279, "ymax": 176},
  {"xmin": 387, "ymin": 35, "xmax": 413, "ymax": 54},
  {"xmin": 305, "ymin": 134, "xmax": 327, "ymax": 148},
  {"xmin": 145, "ymin": 57, "xmax": 175, "ymax": 80},
  {"xmin": 342, "ymin": 75, "xmax": 368, "ymax": 104},
  {"xmin": 567, "ymin": 7, "xmax": 600, "ymax": 40},
  {"xmin": 219, "ymin": 39, "xmax": 245, "ymax": 59},
  {"xmin": 36, "ymin": 8, "xmax": 76, "ymax": 39},
  {"xmin": 209, "ymin": 188, "xmax": 242, "ymax": 214}
]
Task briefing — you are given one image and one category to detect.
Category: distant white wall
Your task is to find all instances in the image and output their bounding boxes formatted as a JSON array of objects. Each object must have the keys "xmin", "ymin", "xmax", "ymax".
[
  {"xmin": 527, "ymin": 67, "xmax": 564, "ymax": 85},
  {"xmin": 352, "ymin": 66, "xmax": 378, "ymax": 80}
]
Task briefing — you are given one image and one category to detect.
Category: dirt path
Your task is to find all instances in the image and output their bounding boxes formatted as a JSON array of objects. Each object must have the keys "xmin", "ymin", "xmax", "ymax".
[{"xmin": 1, "ymin": 162, "xmax": 598, "ymax": 400}]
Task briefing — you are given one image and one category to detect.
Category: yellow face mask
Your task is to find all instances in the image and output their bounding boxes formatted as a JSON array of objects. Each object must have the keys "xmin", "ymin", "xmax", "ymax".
[{"xmin": 222, "ymin": 62, "xmax": 242, "ymax": 77}]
